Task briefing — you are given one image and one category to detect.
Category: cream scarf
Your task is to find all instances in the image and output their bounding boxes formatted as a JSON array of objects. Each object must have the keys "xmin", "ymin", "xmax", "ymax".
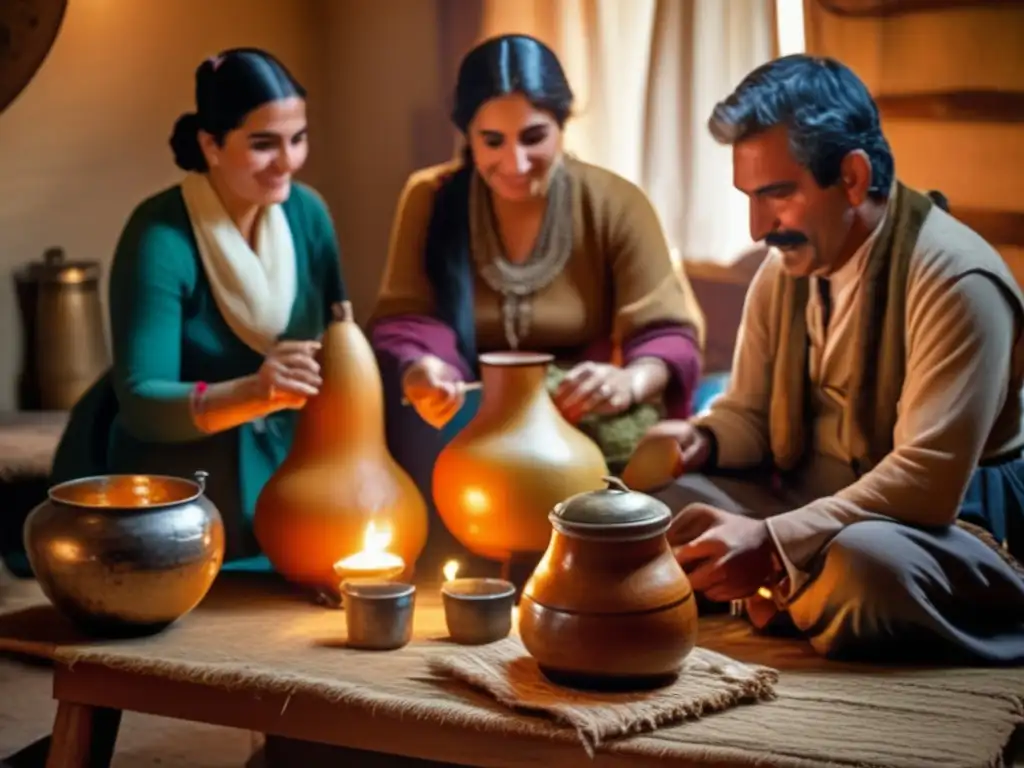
[{"xmin": 180, "ymin": 172, "xmax": 297, "ymax": 354}]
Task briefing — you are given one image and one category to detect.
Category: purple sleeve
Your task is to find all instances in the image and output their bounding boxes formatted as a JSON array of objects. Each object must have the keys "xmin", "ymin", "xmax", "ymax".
[
  {"xmin": 369, "ymin": 314, "xmax": 473, "ymax": 380},
  {"xmin": 622, "ymin": 324, "xmax": 702, "ymax": 419}
]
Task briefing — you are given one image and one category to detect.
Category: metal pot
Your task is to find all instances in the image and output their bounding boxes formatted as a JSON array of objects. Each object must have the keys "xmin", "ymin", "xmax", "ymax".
[
  {"xmin": 23, "ymin": 470, "xmax": 225, "ymax": 636},
  {"xmin": 14, "ymin": 246, "xmax": 109, "ymax": 410}
]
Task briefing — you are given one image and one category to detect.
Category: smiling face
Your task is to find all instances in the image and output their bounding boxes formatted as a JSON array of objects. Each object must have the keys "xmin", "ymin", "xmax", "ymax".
[
  {"xmin": 733, "ymin": 124, "xmax": 869, "ymax": 277},
  {"xmin": 468, "ymin": 92, "xmax": 562, "ymax": 202},
  {"xmin": 199, "ymin": 96, "xmax": 308, "ymax": 208}
]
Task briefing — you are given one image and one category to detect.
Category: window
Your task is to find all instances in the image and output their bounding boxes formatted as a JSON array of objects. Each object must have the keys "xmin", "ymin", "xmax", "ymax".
[{"xmin": 776, "ymin": 0, "xmax": 807, "ymax": 56}]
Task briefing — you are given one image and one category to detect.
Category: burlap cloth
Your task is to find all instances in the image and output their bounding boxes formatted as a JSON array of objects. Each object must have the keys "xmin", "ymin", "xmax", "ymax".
[
  {"xmin": 428, "ymin": 637, "xmax": 777, "ymax": 755},
  {"xmin": 2, "ymin": 571, "xmax": 1024, "ymax": 768}
]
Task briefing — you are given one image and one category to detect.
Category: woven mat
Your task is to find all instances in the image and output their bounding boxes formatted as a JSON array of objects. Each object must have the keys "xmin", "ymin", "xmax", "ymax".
[
  {"xmin": 1, "ymin": 571, "xmax": 1023, "ymax": 768},
  {"xmin": 428, "ymin": 637, "xmax": 777, "ymax": 755}
]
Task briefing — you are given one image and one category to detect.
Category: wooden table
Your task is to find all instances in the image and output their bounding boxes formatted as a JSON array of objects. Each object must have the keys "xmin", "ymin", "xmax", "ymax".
[
  {"xmin": 43, "ymin": 659, "xmax": 712, "ymax": 768},
  {"xmin": 14, "ymin": 568, "xmax": 1013, "ymax": 768}
]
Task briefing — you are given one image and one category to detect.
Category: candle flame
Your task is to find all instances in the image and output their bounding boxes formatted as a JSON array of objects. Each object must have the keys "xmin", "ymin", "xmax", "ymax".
[
  {"xmin": 442, "ymin": 559, "xmax": 460, "ymax": 582},
  {"xmin": 363, "ymin": 520, "xmax": 392, "ymax": 554},
  {"xmin": 332, "ymin": 520, "xmax": 401, "ymax": 575},
  {"xmin": 331, "ymin": 520, "xmax": 403, "ymax": 581}
]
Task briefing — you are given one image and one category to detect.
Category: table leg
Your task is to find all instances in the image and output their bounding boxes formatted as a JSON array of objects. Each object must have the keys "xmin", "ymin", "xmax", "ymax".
[{"xmin": 45, "ymin": 702, "xmax": 121, "ymax": 768}]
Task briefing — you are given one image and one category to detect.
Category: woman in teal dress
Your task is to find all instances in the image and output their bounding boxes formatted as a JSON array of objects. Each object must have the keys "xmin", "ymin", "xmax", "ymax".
[{"xmin": 42, "ymin": 48, "xmax": 347, "ymax": 571}]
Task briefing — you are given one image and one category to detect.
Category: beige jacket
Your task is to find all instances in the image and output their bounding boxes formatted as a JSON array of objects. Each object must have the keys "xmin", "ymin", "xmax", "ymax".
[{"xmin": 693, "ymin": 185, "xmax": 1024, "ymax": 595}]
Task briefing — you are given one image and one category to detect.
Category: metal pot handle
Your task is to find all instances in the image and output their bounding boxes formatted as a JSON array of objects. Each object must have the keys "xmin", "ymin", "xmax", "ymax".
[
  {"xmin": 193, "ymin": 470, "xmax": 209, "ymax": 493},
  {"xmin": 602, "ymin": 475, "xmax": 631, "ymax": 493}
]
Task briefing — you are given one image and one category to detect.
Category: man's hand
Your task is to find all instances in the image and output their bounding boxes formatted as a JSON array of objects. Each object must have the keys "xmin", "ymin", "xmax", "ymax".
[
  {"xmin": 669, "ymin": 503, "xmax": 776, "ymax": 602},
  {"xmin": 641, "ymin": 420, "xmax": 712, "ymax": 472}
]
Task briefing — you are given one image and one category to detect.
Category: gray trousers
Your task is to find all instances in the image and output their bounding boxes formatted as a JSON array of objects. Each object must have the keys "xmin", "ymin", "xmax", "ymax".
[{"xmin": 652, "ymin": 460, "xmax": 1024, "ymax": 664}]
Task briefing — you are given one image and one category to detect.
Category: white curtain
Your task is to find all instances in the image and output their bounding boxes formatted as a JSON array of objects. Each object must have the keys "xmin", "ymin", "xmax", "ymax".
[{"xmin": 477, "ymin": 0, "xmax": 777, "ymax": 266}]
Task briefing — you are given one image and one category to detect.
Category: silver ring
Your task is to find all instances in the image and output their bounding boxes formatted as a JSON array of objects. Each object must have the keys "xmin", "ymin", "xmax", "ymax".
[{"xmin": 599, "ymin": 383, "xmax": 611, "ymax": 398}]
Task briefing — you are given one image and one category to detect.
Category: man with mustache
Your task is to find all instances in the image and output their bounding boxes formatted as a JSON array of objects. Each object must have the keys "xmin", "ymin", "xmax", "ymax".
[{"xmin": 635, "ymin": 54, "xmax": 1024, "ymax": 662}]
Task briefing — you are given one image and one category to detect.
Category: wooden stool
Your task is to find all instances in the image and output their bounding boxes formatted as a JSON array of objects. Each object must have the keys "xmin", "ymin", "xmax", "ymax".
[
  {"xmin": 0, "ymin": 411, "xmax": 67, "ymax": 575},
  {"xmin": 0, "ymin": 410, "xmax": 66, "ymax": 482}
]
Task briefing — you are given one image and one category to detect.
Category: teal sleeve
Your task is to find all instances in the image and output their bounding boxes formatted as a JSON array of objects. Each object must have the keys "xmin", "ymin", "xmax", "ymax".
[{"xmin": 108, "ymin": 209, "xmax": 207, "ymax": 443}]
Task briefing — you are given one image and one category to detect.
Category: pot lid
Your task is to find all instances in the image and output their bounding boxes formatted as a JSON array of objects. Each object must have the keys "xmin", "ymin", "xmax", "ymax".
[
  {"xmin": 551, "ymin": 476, "xmax": 672, "ymax": 532},
  {"xmin": 15, "ymin": 247, "xmax": 101, "ymax": 285}
]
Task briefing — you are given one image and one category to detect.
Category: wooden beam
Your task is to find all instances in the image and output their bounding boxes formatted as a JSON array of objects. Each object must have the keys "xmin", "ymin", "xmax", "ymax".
[
  {"xmin": 681, "ymin": 261, "xmax": 752, "ymax": 286},
  {"xmin": 680, "ymin": 244, "xmax": 769, "ymax": 286},
  {"xmin": 816, "ymin": 0, "xmax": 1019, "ymax": 18},
  {"xmin": 876, "ymin": 90, "xmax": 1024, "ymax": 123},
  {"xmin": 952, "ymin": 208, "xmax": 1024, "ymax": 249}
]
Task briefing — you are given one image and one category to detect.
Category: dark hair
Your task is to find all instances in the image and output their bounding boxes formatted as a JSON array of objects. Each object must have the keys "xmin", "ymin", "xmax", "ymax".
[
  {"xmin": 450, "ymin": 34, "xmax": 574, "ymax": 132},
  {"xmin": 708, "ymin": 55, "xmax": 894, "ymax": 198},
  {"xmin": 425, "ymin": 35, "xmax": 574, "ymax": 368},
  {"xmin": 169, "ymin": 48, "xmax": 306, "ymax": 173}
]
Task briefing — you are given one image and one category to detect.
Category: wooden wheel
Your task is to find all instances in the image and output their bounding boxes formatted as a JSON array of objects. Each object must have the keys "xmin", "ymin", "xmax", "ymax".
[{"xmin": 0, "ymin": 0, "xmax": 68, "ymax": 114}]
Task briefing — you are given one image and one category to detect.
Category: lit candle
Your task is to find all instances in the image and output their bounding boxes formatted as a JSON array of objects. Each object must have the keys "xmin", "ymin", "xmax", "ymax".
[
  {"xmin": 442, "ymin": 559, "xmax": 461, "ymax": 584},
  {"xmin": 333, "ymin": 521, "xmax": 406, "ymax": 585}
]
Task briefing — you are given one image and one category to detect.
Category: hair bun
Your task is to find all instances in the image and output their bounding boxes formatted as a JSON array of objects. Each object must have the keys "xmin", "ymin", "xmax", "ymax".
[{"xmin": 169, "ymin": 112, "xmax": 206, "ymax": 172}]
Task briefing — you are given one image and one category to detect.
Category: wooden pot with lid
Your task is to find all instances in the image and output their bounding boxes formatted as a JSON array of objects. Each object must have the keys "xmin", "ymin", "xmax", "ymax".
[{"xmin": 518, "ymin": 476, "xmax": 698, "ymax": 691}]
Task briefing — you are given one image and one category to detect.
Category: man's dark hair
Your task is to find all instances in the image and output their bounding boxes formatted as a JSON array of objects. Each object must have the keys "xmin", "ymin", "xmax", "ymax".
[{"xmin": 708, "ymin": 55, "xmax": 894, "ymax": 198}]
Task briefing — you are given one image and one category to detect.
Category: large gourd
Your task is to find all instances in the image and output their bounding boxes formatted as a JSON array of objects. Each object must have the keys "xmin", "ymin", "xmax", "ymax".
[
  {"xmin": 432, "ymin": 351, "xmax": 609, "ymax": 562},
  {"xmin": 254, "ymin": 301, "xmax": 428, "ymax": 588}
]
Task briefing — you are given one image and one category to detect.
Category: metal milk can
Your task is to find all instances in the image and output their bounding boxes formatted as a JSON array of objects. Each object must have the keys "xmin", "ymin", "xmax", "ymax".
[{"xmin": 14, "ymin": 247, "xmax": 110, "ymax": 411}]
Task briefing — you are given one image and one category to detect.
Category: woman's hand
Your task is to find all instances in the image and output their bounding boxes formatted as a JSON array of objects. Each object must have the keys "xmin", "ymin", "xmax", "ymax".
[
  {"xmin": 402, "ymin": 354, "xmax": 465, "ymax": 429},
  {"xmin": 552, "ymin": 362, "xmax": 635, "ymax": 423},
  {"xmin": 256, "ymin": 340, "xmax": 323, "ymax": 409}
]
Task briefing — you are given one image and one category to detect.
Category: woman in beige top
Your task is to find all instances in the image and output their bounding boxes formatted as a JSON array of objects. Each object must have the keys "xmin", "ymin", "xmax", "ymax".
[{"xmin": 370, "ymin": 34, "xmax": 705, "ymax": 466}]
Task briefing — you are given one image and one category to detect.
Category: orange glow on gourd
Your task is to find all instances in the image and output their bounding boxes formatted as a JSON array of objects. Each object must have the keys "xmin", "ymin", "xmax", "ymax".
[{"xmin": 254, "ymin": 302, "xmax": 428, "ymax": 588}]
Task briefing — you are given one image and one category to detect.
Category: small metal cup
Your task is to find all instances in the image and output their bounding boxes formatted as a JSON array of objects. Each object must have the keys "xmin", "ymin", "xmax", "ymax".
[
  {"xmin": 342, "ymin": 581, "xmax": 416, "ymax": 651},
  {"xmin": 441, "ymin": 578, "xmax": 516, "ymax": 645}
]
